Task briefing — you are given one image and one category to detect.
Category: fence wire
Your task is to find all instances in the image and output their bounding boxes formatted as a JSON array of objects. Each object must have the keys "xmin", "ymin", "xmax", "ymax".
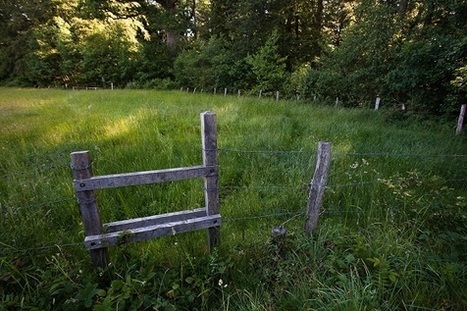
[
  {"xmin": 1, "ymin": 242, "xmax": 84, "ymax": 256},
  {"xmin": 1, "ymin": 147, "xmax": 466, "ymax": 257}
]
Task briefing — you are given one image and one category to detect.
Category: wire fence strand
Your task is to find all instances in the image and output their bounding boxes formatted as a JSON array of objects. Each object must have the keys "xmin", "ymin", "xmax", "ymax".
[{"xmin": 1, "ymin": 147, "xmax": 466, "ymax": 256}]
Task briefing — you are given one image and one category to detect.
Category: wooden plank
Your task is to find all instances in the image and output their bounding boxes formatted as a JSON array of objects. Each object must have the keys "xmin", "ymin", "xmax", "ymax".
[
  {"xmin": 85, "ymin": 215, "xmax": 222, "ymax": 250},
  {"xmin": 70, "ymin": 151, "xmax": 109, "ymax": 267},
  {"xmin": 305, "ymin": 142, "xmax": 331, "ymax": 234},
  {"xmin": 201, "ymin": 112, "xmax": 220, "ymax": 250},
  {"xmin": 74, "ymin": 165, "xmax": 215, "ymax": 191},
  {"xmin": 103, "ymin": 208, "xmax": 207, "ymax": 233}
]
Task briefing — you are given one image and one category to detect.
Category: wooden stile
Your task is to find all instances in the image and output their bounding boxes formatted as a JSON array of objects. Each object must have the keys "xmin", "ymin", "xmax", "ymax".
[{"xmin": 71, "ymin": 112, "xmax": 221, "ymax": 267}]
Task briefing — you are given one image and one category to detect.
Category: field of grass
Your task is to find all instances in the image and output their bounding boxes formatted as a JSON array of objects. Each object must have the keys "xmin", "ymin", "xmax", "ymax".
[{"xmin": 1, "ymin": 88, "xmax": 466, "ymax": 310}]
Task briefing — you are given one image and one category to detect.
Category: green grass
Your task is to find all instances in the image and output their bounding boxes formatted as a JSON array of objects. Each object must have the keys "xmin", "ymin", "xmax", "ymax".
[{"xmin": 1, "ymin": 88, "xmax": 466, "ymax": 310}]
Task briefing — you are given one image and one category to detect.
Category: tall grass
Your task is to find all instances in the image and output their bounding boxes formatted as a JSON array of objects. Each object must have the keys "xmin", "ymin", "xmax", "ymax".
[{"xmin": 1, "ymin": 88, "xmax": 466, "ymax": 310}]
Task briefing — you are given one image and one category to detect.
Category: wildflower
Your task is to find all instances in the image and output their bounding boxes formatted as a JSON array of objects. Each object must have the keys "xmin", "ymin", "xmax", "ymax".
[{"xmin": 218, "ymin": 279, "xmax": 227, "ymax": 288}]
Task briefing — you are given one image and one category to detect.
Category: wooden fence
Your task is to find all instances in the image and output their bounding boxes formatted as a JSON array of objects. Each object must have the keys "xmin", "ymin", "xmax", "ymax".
[{"xmin": 70, "ymin": 112, "xmax": 220, "ymax": 267}]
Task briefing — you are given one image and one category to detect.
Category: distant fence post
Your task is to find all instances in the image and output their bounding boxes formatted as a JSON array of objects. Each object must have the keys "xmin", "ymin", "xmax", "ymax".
[
  {"xmin": 70, "ymin": 151, "xmax": 109, "ymax": 268},
  {"xmin": 224, "ymin": 88, "xmax": 228, "ymax": 96},
  {"xmin": 276, "ymin": 91, "xmax": 280, "ymax": 102},
  {"xmin": 305, "ymin": 142, "xmax": 331, "ymax": 234},
  {"xmin": 375, "ymin": 96, "xmax": 381, "ymax": 111},
  {"xmin": 201, "ymin": 112, "xmax": 220, "ymax": 249},
  {"xmin": 456, "ymin": 104, "xmax": 466, "ymax": 135}
]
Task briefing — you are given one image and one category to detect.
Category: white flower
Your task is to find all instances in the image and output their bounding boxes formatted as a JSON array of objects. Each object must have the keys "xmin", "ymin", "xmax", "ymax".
[{"xmin": 218, "ymin": 279, "xmax": 227, "ymax": 288}]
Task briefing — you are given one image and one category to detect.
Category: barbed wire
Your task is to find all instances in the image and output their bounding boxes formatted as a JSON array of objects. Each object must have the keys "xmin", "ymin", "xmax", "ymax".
[
  {"xmin": 224, "ymin": 211, "xmax": 301, "ymax": 222},
  {"xmin": 336, "ymin": 151, "xmax": 467, "ymax": 158},
  {"xmin": 1, "ymin": 161, "xmax": 71, "ymax": 179},
  {"xmin": 1, "ymin": 242, "xmax": 84, "ymax": 256},
  {"xmin": 217, "ymin": 148, "xmax": 311, "ymax": 154},
  {"xmin": 1, "ymin": 146, "xmax": 465, "ymax": 257},
  {"xmin": 216, "ymin": 147, "xmax": 467, "ymax": 158},
  {"xmin": 2, "ymin": 147, "xmax": 465, "ymax": 180},
  {"xmin": 1, "ymin": 196, "xmax": 76, "ymax": 214}
]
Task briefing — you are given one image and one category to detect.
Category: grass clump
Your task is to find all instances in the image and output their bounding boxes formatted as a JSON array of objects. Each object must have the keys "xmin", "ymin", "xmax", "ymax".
[{"xmin": 0, "ymin": 88, "xmax": 466, "ymax": 310}]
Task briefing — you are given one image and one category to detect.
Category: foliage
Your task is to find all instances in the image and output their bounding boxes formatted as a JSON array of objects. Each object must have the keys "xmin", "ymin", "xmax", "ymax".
[
  {"xmin": 0, "ymin": 0, "xmax": 466, "ymax": 113},
  {"xmin": 247, "ymin": 31, "xmax": 288, "ymax": 93},
  {"xmin": 174, "ymin": 36, "xmax": 248, "ymax": 90},
  {"xmin": 305, "ymin": 0, "xmax": 467, "ymax": 115}
]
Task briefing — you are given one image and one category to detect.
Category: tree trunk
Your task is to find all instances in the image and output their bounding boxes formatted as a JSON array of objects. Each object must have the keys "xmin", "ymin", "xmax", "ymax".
[{"xmin": 156, "ymin": 0, "xmax": 180, "ymax": 50}]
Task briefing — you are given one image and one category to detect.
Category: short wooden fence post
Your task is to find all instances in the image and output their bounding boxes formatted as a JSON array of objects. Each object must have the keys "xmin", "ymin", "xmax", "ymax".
[
  {"xmin": 201, "ymin": 112, "xmax": 220, "ymax": 250},
  {"xmin": 305, "ymin": 142, "xmax": 331, "ymax": 234},
  {"xmin": 70, "ymin": 151, "xmax": 109, "ymax": 267}
]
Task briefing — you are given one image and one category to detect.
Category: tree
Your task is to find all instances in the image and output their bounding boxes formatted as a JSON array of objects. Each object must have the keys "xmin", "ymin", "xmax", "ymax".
[
  {"xmin": 0, "ymin": 0, "xmax": 54, "ymax": 84},
  {"xmin": 247, "ymin": 31, "xmax": 288, "ymax": 93}
]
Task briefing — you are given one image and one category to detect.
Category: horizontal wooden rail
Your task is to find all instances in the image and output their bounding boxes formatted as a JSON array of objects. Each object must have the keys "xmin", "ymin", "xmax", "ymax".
[
  {"xmin": 103, "ymin": 208, "xmax": 208, "ymax": 233},
  {"xmin": 85, "ymin": 215, "xmax": 221, "ymax": 250},
  {"xmin": 74, "ymin": 165, "xmax": 216, "ymax": 191}
]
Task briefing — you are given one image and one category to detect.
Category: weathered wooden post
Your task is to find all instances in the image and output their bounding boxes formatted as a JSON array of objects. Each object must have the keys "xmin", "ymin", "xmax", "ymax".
[
  {"xmin": 456, "ymin": 104, "xmax": 466, "ymax": 135},
  {"xmin": 224, "ymin": 88, "xmax": 228, "ymax": 96},
  {"xmin": 305, "ymin": 142, "xmax": 331, "ymax": 234},
  {"xmin": 201, "ymin": 112, "xmax": 220, "ymax": 249},
  {"xmin": 70, "ymin": 151, "xmax": 109, "ymax": 267},
  {"xmin": 276, "ymin": 91, "xmax": 280, "ymax": 102}
]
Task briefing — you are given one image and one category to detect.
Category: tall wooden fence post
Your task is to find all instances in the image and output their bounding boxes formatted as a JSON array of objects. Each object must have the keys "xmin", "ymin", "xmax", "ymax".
[
  {"xmin": 70, "ymin": 151, "xmax": 109, "ymax": 267},
  {"xmin": 305, "ymin": 142, "xmax": 331, "ymax": 234},
  {"xmin": 201, "ymin": 112, "xmax": 220, "ymax": 250},
  {"xmin": 456, "ymin": 104, "xmax": 466, "ymax": 135}
]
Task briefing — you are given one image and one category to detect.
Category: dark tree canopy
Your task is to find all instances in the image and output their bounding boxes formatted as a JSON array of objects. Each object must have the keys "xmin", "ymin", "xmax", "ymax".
[{"xmin": 1, "ymin": 0, "xmax": 465, "ymax": 116}]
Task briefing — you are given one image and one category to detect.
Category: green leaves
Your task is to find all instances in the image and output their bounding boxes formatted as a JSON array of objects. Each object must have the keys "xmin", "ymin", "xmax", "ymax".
[{"xmin": 247, "ymin": 31, "xmax": 288, "ymax": 93}]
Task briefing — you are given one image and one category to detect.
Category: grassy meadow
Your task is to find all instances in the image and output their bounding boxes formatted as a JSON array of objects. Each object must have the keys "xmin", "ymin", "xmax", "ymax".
[{"xmin": 1, "ymin": 88, "xmax": 466, "ymax": 310}]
